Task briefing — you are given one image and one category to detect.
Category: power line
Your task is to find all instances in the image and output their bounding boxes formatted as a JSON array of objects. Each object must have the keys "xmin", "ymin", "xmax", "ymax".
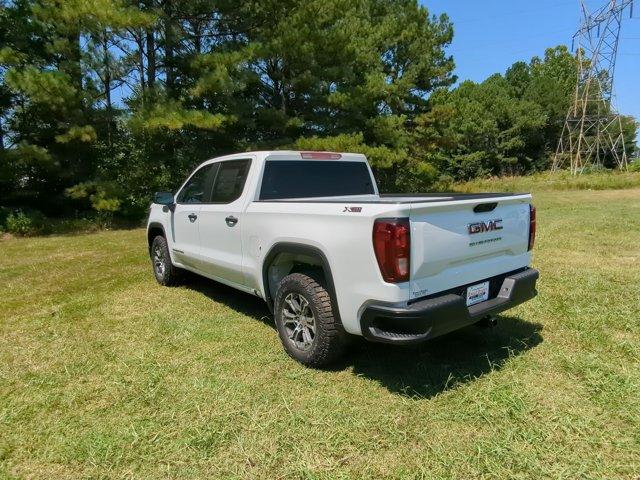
[
  {"xmin": 450, "ymin": 0, "xmax": 577, "ymax": 25},
  {"xmin": 451, "ymin": 31, "xmax": 576, "ymax": 55}
]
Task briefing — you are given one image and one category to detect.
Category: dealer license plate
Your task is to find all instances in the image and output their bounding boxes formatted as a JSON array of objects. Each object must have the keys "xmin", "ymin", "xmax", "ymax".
[{"xmin": 466, "ymin": 281, "xmax": 490, "ymax": 306}]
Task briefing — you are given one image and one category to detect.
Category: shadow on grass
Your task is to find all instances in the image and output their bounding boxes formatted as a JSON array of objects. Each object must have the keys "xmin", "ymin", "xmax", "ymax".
[
  {"xmin": 184, "ymin": 275, "xmax": 543, "ymax": 398},
  {"xmin": 183, "ymin": 274, "xmax": 274, "ymax": 328},
  {"xmin": 341, "ymin": 316, "xmax": 543, "ymax": 398}
]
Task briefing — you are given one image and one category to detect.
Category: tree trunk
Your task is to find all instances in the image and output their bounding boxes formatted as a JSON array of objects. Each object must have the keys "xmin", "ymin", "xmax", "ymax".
[
  {"xmin": 280, "ymin": 59, "xmax": 288, "ymax": 116},
  {"xmin": 146, "ymin": 30, "xmax": 156, "ymax": 90},
  {"xmin": 66, "ymin": 31, "xmax": 83, "ymax": 101},
  {"xmin": 0, "ymin": 117, "xmax": 4, "ymax": 152},
  {"xmin": 163, "ymin": 0, "xmax": 175, "ymax": 96},
  {"xmin": 136, "ymin": 31, "xmax": 146, "ymax": 96},
  {"xmin": 192, "ymin": 20, "xmax": 202, "ymax": 56},
  {"xmin": 191, "ymin": 20, "xmax": 204, "ymax": 109},
  {"xmin": 73, "ymin": 33, "xmax": 83, "ymax": 92},
  {"xmin": 102, "ymin": 31, "xmax": 113, "ymax": 147}
]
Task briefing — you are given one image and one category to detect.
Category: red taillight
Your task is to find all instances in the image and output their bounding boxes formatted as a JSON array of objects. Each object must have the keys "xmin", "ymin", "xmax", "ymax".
[
  {"xmin": 300, "ymin": 151, "xmax": 342, "ymax": 160},
  {"xmin": 528, "ymin": 205, "xmax": 536, "ymax": 251},
  {"xmin": 373, "ymin": 218, "xmax": 410, "ymax": 283}
]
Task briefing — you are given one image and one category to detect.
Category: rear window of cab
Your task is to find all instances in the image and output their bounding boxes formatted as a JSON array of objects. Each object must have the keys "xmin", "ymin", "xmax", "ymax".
[{"xmin": 259, "ymin": 161, "xmax": 375, "ymax": 200}]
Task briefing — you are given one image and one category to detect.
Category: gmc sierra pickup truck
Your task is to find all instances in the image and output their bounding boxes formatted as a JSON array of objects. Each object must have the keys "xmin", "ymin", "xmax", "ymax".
[{"xmin": 148, "ymin": 151, "xmax": 539, "ymax": 367}]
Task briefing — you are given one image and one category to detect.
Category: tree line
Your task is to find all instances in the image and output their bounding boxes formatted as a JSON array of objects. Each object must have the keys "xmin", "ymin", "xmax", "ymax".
[{"xmin": 0, "ymin": 0, "xmax": 637, "ymax": 219}]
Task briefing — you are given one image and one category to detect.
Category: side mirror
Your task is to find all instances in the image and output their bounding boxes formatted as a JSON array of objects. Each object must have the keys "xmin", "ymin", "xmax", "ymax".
[{"xmin": 154, "ymin": 192, "xmax": 175, "ymax": 207}]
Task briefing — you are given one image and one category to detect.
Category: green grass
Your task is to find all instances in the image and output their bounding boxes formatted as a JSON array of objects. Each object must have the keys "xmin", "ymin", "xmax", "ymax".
[
  {"xmin": 452, "ymin": 170, "xmax": 640, "ymax": 193},
  {"xmin": 1, "ymin": 189, "xmax": 639, "ymax": 479}
]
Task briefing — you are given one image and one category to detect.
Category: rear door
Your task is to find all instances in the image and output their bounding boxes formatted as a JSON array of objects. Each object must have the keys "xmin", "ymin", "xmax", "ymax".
[
  {"xmin": 171, "ymin": 163, "xmax": 218, "ymax": 269},
  {"xmin": 197, "ymin": 158, "xmax": 252, "ymax": 285},
  {"xmin": 408, "ymin": 196, "xmax": 532, "ymax": 300}
]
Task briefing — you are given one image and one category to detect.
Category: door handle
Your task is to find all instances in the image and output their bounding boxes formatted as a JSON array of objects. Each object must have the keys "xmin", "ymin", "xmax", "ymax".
[
  {"xmin": 188, "ymin": 213, "xmax": 198, "ymax": 222},
  {"xmin": 225, "ymin": 215, "xmax": 238, "ymax": 227}
]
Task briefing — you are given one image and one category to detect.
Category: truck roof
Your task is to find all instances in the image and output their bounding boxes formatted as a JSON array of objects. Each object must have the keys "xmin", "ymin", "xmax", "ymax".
[{"xmin": 201, "ymin": 150, "xmax": 367, "ymax": 165}]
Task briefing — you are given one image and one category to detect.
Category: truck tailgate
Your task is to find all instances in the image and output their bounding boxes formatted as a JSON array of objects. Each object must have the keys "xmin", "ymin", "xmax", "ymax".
[{"xmin": 408, "ymin": 194, "xmax": 532, "ymax": 300}]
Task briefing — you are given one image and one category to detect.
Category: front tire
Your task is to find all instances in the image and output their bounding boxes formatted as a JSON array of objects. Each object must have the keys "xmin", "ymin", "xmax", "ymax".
[
  {"xmin": 150, "ymin": 235, "xmax": 182, "ymax": 286},
  {"xmin": 274, "ymin": 273, "xmax": 347, "ymax": 368}
]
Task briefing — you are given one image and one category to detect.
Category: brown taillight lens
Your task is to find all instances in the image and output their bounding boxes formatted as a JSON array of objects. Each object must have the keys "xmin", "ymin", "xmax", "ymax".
[
  {"xmin": 373, "ymin": 218, "xmax": 410, "ymax": 283},
  {"xmin": 528, "ymin": 205, "xmax": 536, "ymax": 251}
]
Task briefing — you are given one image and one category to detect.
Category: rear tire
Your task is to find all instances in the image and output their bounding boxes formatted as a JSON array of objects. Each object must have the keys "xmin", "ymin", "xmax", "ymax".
[
  {"xmin": 274, "ymin": 273, "xmax": 347, "ymax": 368},
  {"xmin": 150, "ymin": 235, "xmax": 182, "ymax": 286}
]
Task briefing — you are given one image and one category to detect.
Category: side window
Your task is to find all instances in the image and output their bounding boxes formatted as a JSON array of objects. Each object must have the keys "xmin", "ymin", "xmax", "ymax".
[
  {"xmin": 176, "ymin": 164, "xmax": 217, "ymax": 204},
  {"xmin": 210, "ymin": 159, "xmax": 251, "ymax": 203}
]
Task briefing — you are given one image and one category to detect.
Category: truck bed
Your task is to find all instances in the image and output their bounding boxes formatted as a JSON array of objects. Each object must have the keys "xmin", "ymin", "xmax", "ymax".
[
  {"xmin": 255, "ymin": 192, "xmax": 526, "ymax": 203},
  {"xmin": 248, "ymin": 189, "xmax": 533, "ymax": 305}
]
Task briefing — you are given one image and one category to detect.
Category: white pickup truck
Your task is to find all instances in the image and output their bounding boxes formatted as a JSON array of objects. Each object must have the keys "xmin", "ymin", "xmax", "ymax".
[{"xmin": 147, "ymin": 150, "xmax": 538, "ymax": 367}]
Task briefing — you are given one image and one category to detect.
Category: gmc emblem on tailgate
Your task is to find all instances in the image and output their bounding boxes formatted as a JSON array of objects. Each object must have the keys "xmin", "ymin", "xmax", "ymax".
[{"xmin": 468, "ymin": 219, "xmax": 503, "ymax": 235}]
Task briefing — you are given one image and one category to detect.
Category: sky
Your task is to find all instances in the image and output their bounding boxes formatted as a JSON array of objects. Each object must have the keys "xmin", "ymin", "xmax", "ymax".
[{"xmin": 423, "ymin": 0, "xmax": 639, "ymax": 120}]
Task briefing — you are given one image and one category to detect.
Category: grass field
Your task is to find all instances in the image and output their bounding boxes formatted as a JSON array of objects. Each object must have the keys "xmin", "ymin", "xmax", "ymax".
[
  {"xmin": 1, "ymin": 188, "xmax": 639, "ymax": 479},
  {"xmin": 452, "ymin": 170, "xmax": 640, "ymax": 193}
]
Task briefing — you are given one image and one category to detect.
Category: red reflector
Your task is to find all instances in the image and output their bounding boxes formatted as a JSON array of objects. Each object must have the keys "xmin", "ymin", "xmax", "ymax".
[
  {"xmin": 300, "ymin": 151, "xmax": 342, "ymax": 160},
  {"xmin": 372, "ymin": 218, "xmax": 410, "ymax": 283},
  {"xmin": 528, "ymin": 205, "xmax": 536, "ymax": 251}
]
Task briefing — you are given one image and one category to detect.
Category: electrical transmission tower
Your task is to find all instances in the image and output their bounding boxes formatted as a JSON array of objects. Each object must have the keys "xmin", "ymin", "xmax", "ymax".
[{"xmin": 553, "ymin": 0, "xmax": 634, "ymax": 174}]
